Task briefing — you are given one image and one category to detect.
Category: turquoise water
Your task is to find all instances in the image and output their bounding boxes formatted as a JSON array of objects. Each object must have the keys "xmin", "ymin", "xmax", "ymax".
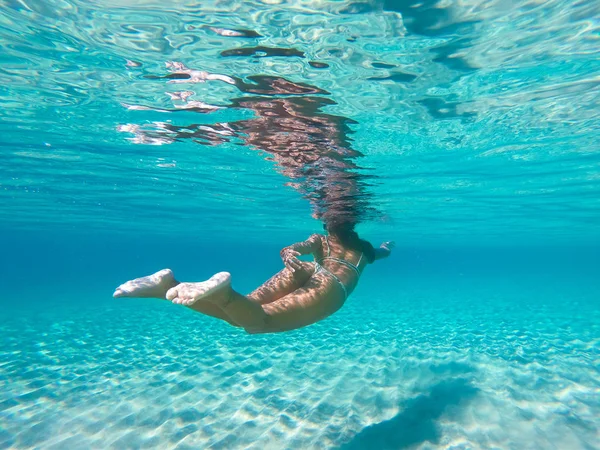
[{"xmin": 1, "ymin": 0, "xmax": 599, "ymax": 449}]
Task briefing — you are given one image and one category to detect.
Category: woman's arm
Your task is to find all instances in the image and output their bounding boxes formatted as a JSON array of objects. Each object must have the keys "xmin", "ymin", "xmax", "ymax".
[
  {"xmin": 280, "ymin": 234, "xmax": 321, "ymax": 272},
  {"xmin": 373, "ymin": 241, "xmax": 395, "ymax": 261},
  {"xmin": 284, "ymin": 234, "xmax": 321, "ymax": 255}
]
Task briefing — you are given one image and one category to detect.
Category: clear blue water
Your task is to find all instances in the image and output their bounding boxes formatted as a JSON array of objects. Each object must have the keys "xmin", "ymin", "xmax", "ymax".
[{"xmin": 1, "ymin": 0, "xmax": 599, "ymax": 449}]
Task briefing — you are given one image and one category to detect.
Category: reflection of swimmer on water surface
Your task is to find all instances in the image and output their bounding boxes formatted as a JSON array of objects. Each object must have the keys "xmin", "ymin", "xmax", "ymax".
[{"xmin": 123, "ymin": 63, "xmax": 379, "ymax": 224}]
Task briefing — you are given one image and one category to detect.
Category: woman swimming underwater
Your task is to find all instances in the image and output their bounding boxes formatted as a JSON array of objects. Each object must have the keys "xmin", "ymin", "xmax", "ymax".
[{"xmin": 114, "ymin": 223, "xmax": 394, "ymax": 334}]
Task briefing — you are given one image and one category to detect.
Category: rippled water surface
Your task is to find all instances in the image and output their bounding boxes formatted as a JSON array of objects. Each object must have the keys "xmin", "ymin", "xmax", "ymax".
[
  {"xmin": 1, "ymin": 1, "xmax": 599, "ymax": 449},
  {"xmin": 2, "ymin": 0, "xmax": 599, "ymax": 242}
]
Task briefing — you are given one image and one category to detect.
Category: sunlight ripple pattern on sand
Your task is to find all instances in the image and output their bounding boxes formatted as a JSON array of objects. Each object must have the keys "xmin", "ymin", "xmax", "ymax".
[{"xmin": 1, "ymin": 278, "xmax": 598, "ymax": 449}]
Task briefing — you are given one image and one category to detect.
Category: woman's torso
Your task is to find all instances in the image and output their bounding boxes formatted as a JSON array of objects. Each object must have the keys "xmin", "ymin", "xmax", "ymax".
[{"xmin": 311, "ymin": 234, "xmax": 366, "ymax": 296}]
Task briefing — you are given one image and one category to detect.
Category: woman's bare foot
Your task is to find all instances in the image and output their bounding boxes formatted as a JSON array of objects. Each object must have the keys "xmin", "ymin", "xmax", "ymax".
[
  {"xmin": 166, "ymin": 272, "xmax": 231, "ymax": 306},
  {"xmin": 113, "ymin": 269, "xmax": 177, "ymax": 298}
]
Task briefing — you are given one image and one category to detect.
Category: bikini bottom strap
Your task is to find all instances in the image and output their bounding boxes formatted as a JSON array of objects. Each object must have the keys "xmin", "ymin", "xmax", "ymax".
[{"xmin": 315, "ymin": 264, "xmax": 348, "ymax": 299}]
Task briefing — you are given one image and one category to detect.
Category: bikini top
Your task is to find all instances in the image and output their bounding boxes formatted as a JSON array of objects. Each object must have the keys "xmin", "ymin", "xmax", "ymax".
[{"xmin": 316, "ymin": 235, "xmax": 363, "ymax": 277}]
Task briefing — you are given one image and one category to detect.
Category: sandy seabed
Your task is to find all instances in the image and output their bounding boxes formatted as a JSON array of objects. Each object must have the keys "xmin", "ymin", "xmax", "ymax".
[{"xmin": 1, "ymin": 277, "xmax": 598, "ymax": 449}]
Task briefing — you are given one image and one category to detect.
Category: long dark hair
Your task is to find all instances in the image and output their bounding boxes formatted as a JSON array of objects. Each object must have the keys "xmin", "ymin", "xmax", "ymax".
[{"xmin": 325, "ymin": 222, "xmax": 376, "ymax": 263}]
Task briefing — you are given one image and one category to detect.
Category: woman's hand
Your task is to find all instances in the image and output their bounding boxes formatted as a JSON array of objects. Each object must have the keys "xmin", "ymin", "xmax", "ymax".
[
  {"xmin": 380, "ymin": 241, "xmax": 395, "ymax": 252},
  {"xmin": 373, "ymin": 240, "xmax": 395, "ymax": 261},
  {"xmin": 280, "ymin": 247, "xmax": 303, "ymax": 273}
]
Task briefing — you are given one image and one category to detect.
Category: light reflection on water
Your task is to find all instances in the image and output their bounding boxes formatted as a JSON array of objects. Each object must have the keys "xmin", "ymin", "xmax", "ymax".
[{"xmin": 0, "ymin": 0, "xmax": 599, "ymax": 242}]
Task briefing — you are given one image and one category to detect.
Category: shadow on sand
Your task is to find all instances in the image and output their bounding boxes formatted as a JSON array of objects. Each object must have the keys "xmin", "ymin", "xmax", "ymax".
[{"xmin": 340, "ymin": 378, "xmax": 479, "ymax": 450}]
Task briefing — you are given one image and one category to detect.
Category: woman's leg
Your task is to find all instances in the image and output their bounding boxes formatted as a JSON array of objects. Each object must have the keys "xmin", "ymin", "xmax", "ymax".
[
  {"xmin": 166, "ymin": 272, "xmax": 345, "ymax": 333},
  {"xmin": 113, "ymin": 269, "xmax": 178, "ymax": 299},
  {"xmin": 113, "ymin": 269, "xmax": 239, "ymax": 325},
  {"xmin": 254, "ymin": 280, "xmax": 345, "ymax": 333},
  {"xmin": 114, "ymin": 267, "xmax": 344, "ymax": 333},
  {"xmin": 186, "ymin": 300, "xmax": 241, "ymax": 326},
  {"xmin": 247, "ymin": 265, "xmax": 314, "ymax": 305}
]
